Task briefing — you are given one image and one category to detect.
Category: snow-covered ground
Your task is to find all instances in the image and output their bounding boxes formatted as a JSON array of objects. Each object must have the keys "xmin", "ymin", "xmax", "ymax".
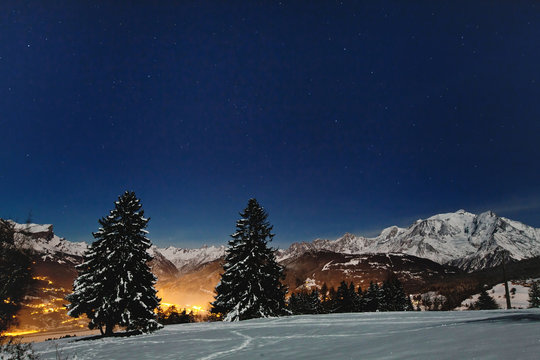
[
  {"xmin": 33, "ymin": 310, "xmax": 540, "ymax": 359},
  {"xmin": 458, "ymin": 282, "xmax": 534, "ymax": 310}
]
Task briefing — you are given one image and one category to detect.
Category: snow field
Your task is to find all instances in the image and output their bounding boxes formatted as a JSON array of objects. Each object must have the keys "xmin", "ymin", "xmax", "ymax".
[
  {"xmin": 33, "ymin": 309, "xmax": 540, "ymax": 360},
  {"xmin": 459, "ymin": 282, "xmax": 533, "ymax": 310}
]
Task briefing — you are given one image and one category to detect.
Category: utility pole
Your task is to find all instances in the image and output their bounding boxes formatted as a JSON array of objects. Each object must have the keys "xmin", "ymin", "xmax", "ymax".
[{"xmin": 502, "ymin": 256, "xmax": 511, "ymax": 309}]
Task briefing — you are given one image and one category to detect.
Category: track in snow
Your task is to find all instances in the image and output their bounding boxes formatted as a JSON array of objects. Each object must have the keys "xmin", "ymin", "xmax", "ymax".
[{"xmin": 33, "ymin": 310, "xmax": 540, "ymax": 360}]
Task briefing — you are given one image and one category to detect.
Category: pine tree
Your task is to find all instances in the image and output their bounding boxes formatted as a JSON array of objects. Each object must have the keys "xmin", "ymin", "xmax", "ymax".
[
  {"xmin": 309, "ymin": 289, "xmax": 323, "ymax": 314},
  {"xmin": 287, "ymin": 290, "xmax": 321, "ymax": 315},
  {"xmin": 406, "ymin": 295, "xmax": 414, "ymax": 311},
  {"xmin": 66, "ymin": 191, "xmax": 162, "ymax": 335},
  {"xmin": 379, "ymin": 280, "xmax": 391, "ymax": 312},
  {"xmin": 0, "ymin": 219, "xmax": 33, "ymax": 332},
  {"xmin": 528, "ymin": 281, "xmax": 540, "ymax": 308},
  {"xmin": 211, "ymin": 198, "xmax": 286, "ymax": 321},
  {"xmin": 287, "ymin": 293, "xmax": 299, "ymax": 314},
  {"xmin": 325, "ymin": 287, "xmax": 337, "ymax": 313},
  {"xmin": 475, "ymin": 287, "xmax": 499, "ymax": 310},
  {"xmin": 334, "ymin": 281, "xmax": 347, "ymax": 313},
  {"xmin": 363, "ymin": 281, "xmax": 380, "ymax": 312},
  {"xmin": 335, "ymin": 281, "xmax": 357, "ymax": 312},
  {"xmin": 355, "ymin": 285, "xmax": 364, "ymax": 312},
  {"xmin": 380, "ymin": 275, "xmax": 409, "ymax": 311},
  {"xmin": 320, "ymin": 283, "xmax": 329, "ymax": 313}
]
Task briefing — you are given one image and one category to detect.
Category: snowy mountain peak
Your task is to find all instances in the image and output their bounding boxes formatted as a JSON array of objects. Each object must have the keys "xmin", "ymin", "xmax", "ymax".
[
  {"xmin": 6, "ymin": 208, "xmax": 540, "ymax": 273},
  {"xmin": 279, "ymin": 210, "xmax": 540, "ymax": 271},
  {"xmin": 9, "ymin": 221, "xmax": 87, "ymax": 261},
  {"xmin": 153, "ymin": 244, "xmax": 226, "ymax": 273}
]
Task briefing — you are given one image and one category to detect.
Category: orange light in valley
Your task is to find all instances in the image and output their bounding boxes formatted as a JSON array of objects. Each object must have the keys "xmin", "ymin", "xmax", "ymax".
[
  {"xmin": 159, "ymin": 302, "xmax": 207, "ymax": 315},
  {"xmin": 33, "ymin": 276, "xmax": 53, "ymax": 285},
  {"xmin": 1, "ymin": 329, "xmax": 40, "ymax": 337}
]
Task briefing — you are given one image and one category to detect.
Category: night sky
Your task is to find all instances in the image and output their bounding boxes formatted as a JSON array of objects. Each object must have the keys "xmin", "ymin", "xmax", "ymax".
[{"xmin": 1, "ymin": 1, "xmax": 539, "ymax": 248}]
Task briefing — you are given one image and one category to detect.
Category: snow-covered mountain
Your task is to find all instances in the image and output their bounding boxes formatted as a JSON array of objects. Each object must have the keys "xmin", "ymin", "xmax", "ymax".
[
  {"xmin": 8, "ymin": 220, "xmax": 224, "ymax": 276},
  {"xmin": 154, "ymin": 245, "xmax": 226, "ymax": 274},
  {"xmin": 8, "ymin": 209, "xmax": 540, "ymax": 274},
  {"xmin": 11, "ymin": 221, "xmax": 87, "ymax": 264},
  {"xmin": 278, "ymin": 210, "xmax": 540, "ymax": 271}
]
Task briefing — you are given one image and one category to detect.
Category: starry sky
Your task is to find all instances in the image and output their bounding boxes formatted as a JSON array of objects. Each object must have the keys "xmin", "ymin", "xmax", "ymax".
[{"xmin": 1, "ymin": 1, "xmax": 539, "ymax": 248}]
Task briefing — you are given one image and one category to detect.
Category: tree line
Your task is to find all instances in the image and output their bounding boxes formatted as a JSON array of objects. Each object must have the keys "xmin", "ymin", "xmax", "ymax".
[{"xmin": 288, "ymin": 277, "xmax": 414, "ymax": 315}]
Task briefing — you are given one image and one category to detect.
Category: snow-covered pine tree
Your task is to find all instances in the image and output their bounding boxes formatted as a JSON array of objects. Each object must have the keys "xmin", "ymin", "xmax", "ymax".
[
  {"xmin": 287, "ymin": 291, "xmax": 317, "ymax": 315},
  {"xmin": 66, "ymin": 191, "xmax": 162, "ymax": 335},
  {"xmin": 325, "ymin": 286, "xmax": 337, "ymax": 313},
  {"xmin": 211, "ymin": 198, "xmax": 286, "ymax": 321},
  {"xmin": 381, "ymin": 275, "xmax": 409, "ymax": 311},
  {"xmin": 363, "ymin": 281, "xmax": 380, "ymax": 312},
  {"xmin": 0, "ymin": 219, "xmax": 33, "ymax": 332},
  {"xmin": 528, "ymin": 281, "xmax": 540, "ymax": 308},
  {"xmin": 475, "ymin": 287, "xmax": 499, "ymax": 310},
  {"xmin": 309, "ymin": 289, "xmax": 322, "ymax": 314}
]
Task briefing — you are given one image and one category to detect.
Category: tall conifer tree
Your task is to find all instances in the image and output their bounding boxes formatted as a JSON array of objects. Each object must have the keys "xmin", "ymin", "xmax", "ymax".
[
  {"xmin": 211, "ymin": 198, "xmax": 286, "ymax": 321},
  {"xmin": 528, "ymin": 281, "xmax": 540, "ymax": 308},
  {"xmin": 66, "ymin": 191, "xmax": 161, "ymax": 335},
  {"xmin": 0, "ymin": 220, "xmax": 33, "ymax": 332},
  {"xmin": 363, "ymin": 281, "xmax": 380, "ymax": 312}
]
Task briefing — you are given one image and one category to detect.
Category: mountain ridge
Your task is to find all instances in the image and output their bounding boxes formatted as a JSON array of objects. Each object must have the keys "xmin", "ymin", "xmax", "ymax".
[
  {"xmin": 279, "ymin": 210, "xmax": 540, "ymax": 271},
  {"xmin": 7, "ymin": 209, "xmax": 540, "ymax": 273}
]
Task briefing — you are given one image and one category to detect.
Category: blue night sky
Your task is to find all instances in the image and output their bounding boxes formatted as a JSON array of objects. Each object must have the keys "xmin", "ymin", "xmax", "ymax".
[{"xmin": 1, "ymin": 1, "xmax": 539, "ymax": 248}]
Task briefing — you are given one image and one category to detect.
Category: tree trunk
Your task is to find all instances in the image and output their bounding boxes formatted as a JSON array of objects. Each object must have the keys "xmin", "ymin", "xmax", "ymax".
[{"xmin": 105, "ymin": 322, "xmax": 114, "ymax": 336}]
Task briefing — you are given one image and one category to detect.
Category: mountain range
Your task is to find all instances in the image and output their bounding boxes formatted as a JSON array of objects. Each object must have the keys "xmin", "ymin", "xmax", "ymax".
[
  {"xmin": 5, "ymin": 209, "xmax": 540, "ymax": 332},
  {"xmin": 13, "ymin": 209, "xmax": 540, "ymax": 273},
  {"xmin": 277, "ymin": 210, "xmax": 540, "ymax": 271}
]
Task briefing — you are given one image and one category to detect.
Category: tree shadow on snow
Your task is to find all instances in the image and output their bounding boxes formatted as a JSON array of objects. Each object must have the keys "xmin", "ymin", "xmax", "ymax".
[
  {"xmin": 72, "ymin": 330, "xmax": 144, "ymax": 342},
  {"xmin": 464, "ymin": 313, "xmax": 540, "ymax": 324}
]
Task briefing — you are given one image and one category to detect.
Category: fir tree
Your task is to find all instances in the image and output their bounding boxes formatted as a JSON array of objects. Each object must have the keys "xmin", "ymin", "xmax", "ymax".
[
  {"xmin": 335, "ymin": 281, "xmax": 357, "ymax": 312},
  {"xmin": 380, "ymin": 275, "xmax": 409, "ymax": 311},
  {"xmin": 287, "ymin": 293, "xmax": 299, "ymax": 314},
  {"xmin": 475, "ymin": 287, "xmax": 499, "ymax": 310},
  {"xmin": 66, "ymin": 191, "xmax": 162, "ymax": 335},
  {"xmin": 325, "ymin": 287, "xmax": 337, "ymax": 313},
  {"xmin": 320, "ymin": 283, "xmax": 329, "ymax": 312},
  {"xmin": 309, "ymin": 289, "xmax": 323, "ymax": 314},
  {"xmin": 0, "ymin": 219, "xmax": 33, "ymax": 332},
  {"xmin": 406, "ymin": 295, "xmax": 414, "ymax": 311},
  {"xmin": 379, "ymin": 280, "xmax": 391, "ymax": 312},
  {"xmin": 211, "ymin": 198, "xmax": 286, "ymax": 321},
  {"xmin": 335, "ymin": 281, "xmax": 348, "ymax": 313},
  {"xmin": 355, "ymin": 285, "xmax": 364, "ymax": 312},
  {"xmin": 363, "ymin": 281, "xmax": 380, "ymax": 312},
  {"xmin": 528, "ymin": 281, "xmax": 540, "ymax": 308},
  {"xmin": 287, "ymin": 290, "xmax": 321, "ymax": 315},
  {"xmin": 348, "ymin": 282, "xmax": 358, "ymax": 311}
]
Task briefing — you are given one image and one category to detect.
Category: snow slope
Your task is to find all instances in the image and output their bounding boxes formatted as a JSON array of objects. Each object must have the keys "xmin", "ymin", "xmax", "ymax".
[
  {"xmin": 458, "ymin": 280, "xmax": 538, "ymax": 310},
  {"xmin": 33, "ymin": 310, "xmax": 540, "ymax": 360}
]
